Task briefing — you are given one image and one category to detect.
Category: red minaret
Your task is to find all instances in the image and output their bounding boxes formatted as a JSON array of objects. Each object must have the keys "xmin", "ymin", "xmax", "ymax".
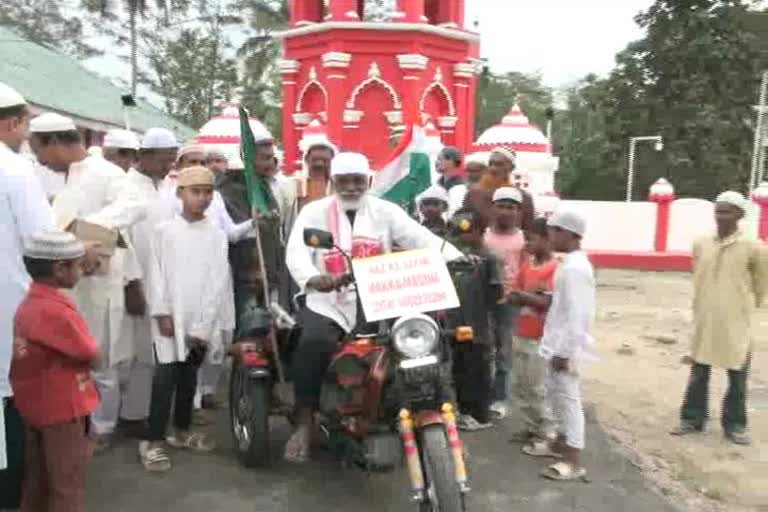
[{"xmin": 277, "ymin": 0, "xmax": 480, "ymax": 174}]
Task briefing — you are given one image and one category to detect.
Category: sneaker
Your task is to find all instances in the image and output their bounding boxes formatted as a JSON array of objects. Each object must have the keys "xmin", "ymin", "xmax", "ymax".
[
  {"xmin": 670, "ymin": 422, "xmax": 705, "ymax": 436},
  {"xmin": 457, "ymin": 415, "xmax": 493, "ymax": 432},
  {"xmin": 489, "ymin": 401, "xmax": 508, "ymax": 419},
  {"xmin": 725, "ymin": 430, "xmax": 751, "ymax": 446}
]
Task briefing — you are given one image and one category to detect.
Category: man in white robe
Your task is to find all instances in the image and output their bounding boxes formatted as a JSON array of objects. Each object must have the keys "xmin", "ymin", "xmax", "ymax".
[
  {"xmin": 29, "ymin": 113, "xmax": 146, "ymax": 450},
  {"xmin": 0, "ymin": 82, "xmax": 56, "ymax": 508},
  {"xmin": 283, "ymin": 152, "xmax": 464, "ymax": 462}
]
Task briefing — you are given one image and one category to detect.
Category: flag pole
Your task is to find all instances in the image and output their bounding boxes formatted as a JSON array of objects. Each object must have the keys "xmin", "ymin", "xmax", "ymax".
[{"xmin": 251, "ymin": 207, "xmax": 287, "ymax": 389}]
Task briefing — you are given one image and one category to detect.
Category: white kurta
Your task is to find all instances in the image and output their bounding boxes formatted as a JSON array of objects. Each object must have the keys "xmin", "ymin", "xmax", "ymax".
[
  {"xmin": 0, "ymin": 142, "xmax": 56, "ymax": 469},
  {"xmin": 0, "ymin": 142, "xmax": 56, "ymax": 399},
  {"xmin": 286, "ymin": 195, "xmax": 464, "ymax": 332},
  {"xmin": 122, "ymin": 170, "xmax": 178, "ymax": 364},
  {"xmin": 148, "ymin": 216, "xmax": 234, "ymax": 364},
  {"xmin": 51, "ymin": 156, "xmax": 146, "ymax": 367}
]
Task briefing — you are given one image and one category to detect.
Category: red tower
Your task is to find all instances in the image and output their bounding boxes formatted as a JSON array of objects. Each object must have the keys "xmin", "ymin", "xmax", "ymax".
[{"xmin": 278, "ymin": 0, "xmax": 480, "ymax": 174}]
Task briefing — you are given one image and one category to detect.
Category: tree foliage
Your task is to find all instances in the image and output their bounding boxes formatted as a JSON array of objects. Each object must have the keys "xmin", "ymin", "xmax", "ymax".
[
  {"xmin": 557, "ymin": 0, "xmax": 761, "ymax": 200},
  {"xmin": 0, "ymin": 0, "xmax": 101, "ymax": 57}
]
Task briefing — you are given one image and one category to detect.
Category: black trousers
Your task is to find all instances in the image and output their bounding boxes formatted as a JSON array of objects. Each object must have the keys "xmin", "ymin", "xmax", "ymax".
[
  {"xmin": 291, "ymin": 308, "xmax": 344, "ymax": 408},
  {"xmin": 146, "ymin": 361, "xmax": 200, "ymax": 442},
  {"xmin": 453, "ymin": 343, "xmax": 493, "ymax": 424},
  {"xmin": 680, "ymin": 354, "xmax": 751, "ymax": 433},
  {"xmin": 0, "ymin": 397, "xmax": 24, "ymax": 508}
]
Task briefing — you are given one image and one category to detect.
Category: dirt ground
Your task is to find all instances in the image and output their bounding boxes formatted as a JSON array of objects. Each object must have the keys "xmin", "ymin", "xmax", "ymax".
[{"xmin": 587, "ymin": 269, "xmax": 768, "ymax": 512}]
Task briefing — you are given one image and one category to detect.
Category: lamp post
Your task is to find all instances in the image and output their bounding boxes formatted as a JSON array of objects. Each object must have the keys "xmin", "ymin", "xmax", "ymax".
[
  {"xmin": 750, "ymin": 71, "xmax": 768, "ymax": 194},
  {"xmin": 626, "ymin": 135, "xmax": 664, "ymax": 202}
]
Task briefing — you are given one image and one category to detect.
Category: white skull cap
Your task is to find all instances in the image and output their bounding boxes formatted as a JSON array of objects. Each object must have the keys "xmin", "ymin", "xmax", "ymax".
[
  {"xmin": 30, "ymin": 113, "xmax": 77, "ymax": 133},
  {"xmin": 141, "ymin": 128, "xmax": 178, "ymax": 149},
  {"xmin": 547, "ymin": 210, "xmax": 586, "ymax": 237},
  {"xmin": 419, "ymin": 184, "xmax": 449, "ymax": 204},
  {"xmin": 0, "ymin": 82, "xmax": 25, "ymax": 108},
  {"xmin": 103, "ymin": 129, "xmax": 140, "ymax": 150},
  {"xmin": 493, "ymin": 186, "xmax": 522, "ymax": 204},
  {"xmin": 331, "ymin": 152, "xmax": 370, "ymax": 177},
  {"xmin": 715, "ymin": 191, "xmax": 748, "ymax": 212}
]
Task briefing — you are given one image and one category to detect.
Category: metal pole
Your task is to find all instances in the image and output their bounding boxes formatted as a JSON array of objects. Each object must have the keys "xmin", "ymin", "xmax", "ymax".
[
  {"xmin": 626, "ymin": 138, "xmax": 637, "ymax": 202},
  {"xmin": 122, "ymin": 105, "xmax": 131, "ymax": 131},
  {"xmin": 546, "ymin": 119, "xmax": 552, "ymax": 144},
  {"xmin": 750, "ymin": 71, "xmax": 768, "ymax": 193}
]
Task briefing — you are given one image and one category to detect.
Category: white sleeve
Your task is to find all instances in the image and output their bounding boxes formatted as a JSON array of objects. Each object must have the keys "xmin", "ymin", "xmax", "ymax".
[
  {"xmin": 559, "ymin": 267, "xmax": 595, "ymax": 359},
  {"xmin": 387, "ymin": 204, "xmax": 463, "ymax": 261},
  {"xmin": 84, "ymin": 172, "xmax": 146, "ymax": 230},
  {"xmin": 285, "ymin": 207, "xmax": 324, "ymax": 290},
  {"xmin": 447, "ymin": 184, "xmax": 467, "ymax": 216},
  {"xmin": 209, "ymin": 191, "xmax": 254, "ymax": 243},
  {"xmin": 148, "ymin": 226, "xmax": 171, "ymax": 317},
  {"xmin": 9, "ymin": 168, "xmax": 56, "ymax": 239},
  {"xmin": 189, "ymin": 233, "xmax": 231, "ymax": 341}
]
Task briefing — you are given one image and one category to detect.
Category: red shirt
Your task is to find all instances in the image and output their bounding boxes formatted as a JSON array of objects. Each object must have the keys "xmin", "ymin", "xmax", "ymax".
[
  {"xmin": 515, "ymin": 256, "xmax": 559, "ymax": 339},
  {"xmin": 11, "ymin": 283, "xmax": 100, "ymax": 428}
]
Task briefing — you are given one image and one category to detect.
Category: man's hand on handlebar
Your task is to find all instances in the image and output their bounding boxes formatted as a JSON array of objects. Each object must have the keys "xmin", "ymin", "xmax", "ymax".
[{"xmin": 307, "ymin": 274, "xmax": 338, "ymax": 292}]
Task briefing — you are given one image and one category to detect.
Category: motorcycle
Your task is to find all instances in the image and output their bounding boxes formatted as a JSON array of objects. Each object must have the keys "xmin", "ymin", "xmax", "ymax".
[{"xmin": 229, "ymin": 227, "xmax": 472, "ymax": 512}]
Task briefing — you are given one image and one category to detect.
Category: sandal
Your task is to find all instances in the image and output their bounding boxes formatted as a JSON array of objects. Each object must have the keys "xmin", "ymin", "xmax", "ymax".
[
  {"xmin": 522, "ymin": 439, "xmax": 562, "ymax": 459},
  {"xmin": 284, "ymin": 429, "xmax": 310, "ymax": 463},
  {"xmin": 167, "ymin": 431, "xmax": 216, "ymax": 452},
  {"xmin": 541, "ymin": 461, "xmax": 587, "ymax": 481},
  {"xmin": 141, "ymin": 444, "xmax": 172, "ymax": 472}
]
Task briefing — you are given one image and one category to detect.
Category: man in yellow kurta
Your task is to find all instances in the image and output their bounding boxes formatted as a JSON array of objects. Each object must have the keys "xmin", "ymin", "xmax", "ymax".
[{"xmin": 672, "ymin": 191, "xmax": 768, "ymax": 445}]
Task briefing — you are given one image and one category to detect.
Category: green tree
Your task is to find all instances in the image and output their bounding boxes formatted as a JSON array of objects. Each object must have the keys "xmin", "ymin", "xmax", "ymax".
[
  {"xmin": 145, "ymin": 26, "xmax": 238, "ymax": 128},
  {"xmin": 558, "ymin": 0, "xmax": 761, "ymax": 200},
  {"xmin": 475, "ymin": 69, "xmax": 553, "ymax": 138},
  {"xmin": 0, "ymin": 0, "xmax": 100, "ymax": 57}
]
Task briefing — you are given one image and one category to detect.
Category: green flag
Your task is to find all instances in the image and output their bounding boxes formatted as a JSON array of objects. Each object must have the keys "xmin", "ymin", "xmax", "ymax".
[{"xmin": 239, "ymin": 106, "xmax": 273, "ymax": 215}]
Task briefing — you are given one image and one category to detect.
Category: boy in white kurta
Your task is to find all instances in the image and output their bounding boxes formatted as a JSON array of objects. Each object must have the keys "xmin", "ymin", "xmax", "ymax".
[{"xmin": 139, "ymin": 166, "xmax": 233, "ymax": 472}]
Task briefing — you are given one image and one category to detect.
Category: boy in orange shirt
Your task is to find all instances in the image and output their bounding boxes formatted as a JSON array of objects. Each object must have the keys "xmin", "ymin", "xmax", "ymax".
[
  {"xmin": 507, "ymin": 218, "xmax": 558, "ymax": 453},
  {"xmin": 12, "ymin": 231, "xmax": 100, "ymax": 512}
]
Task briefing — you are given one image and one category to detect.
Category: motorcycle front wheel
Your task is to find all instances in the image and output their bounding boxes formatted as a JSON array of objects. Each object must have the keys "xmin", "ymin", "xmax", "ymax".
[
  {"xmin": 229, "ymin": 361, "xmax": 270, "ymax": 467},
  {"xmin": 418, "ymin": 425, "xmax": 466, "ymax": 512}
]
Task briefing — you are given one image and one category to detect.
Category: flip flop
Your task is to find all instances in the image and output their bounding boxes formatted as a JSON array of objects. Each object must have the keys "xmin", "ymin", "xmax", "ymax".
[
  {"xmin": 522, "ymin": 440, "xmax": 562, "ymax": 459},
  {"xmin": 540, "ymin": 461, "xmax": 587, "ymax": 481},
  {"xmin": 167, "ymin": 431, "xmax": 216, "ymax": 452},
  {"xmin": 284, "ymin": 430, "xmax": 310, "ymax": 463},
  {"xmin": 141, "ymin": 446, "xmax": 172, "ymax": 472}
]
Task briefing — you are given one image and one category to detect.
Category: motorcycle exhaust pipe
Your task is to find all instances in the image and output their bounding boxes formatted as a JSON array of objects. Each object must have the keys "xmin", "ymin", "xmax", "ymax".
[
  {"xmin": 441, "ymin": 403, "xmax": 470, "ymax": 493},
  {"xmin": 398, "ymin": 409, "xmax": 425, "ymax": 502}
]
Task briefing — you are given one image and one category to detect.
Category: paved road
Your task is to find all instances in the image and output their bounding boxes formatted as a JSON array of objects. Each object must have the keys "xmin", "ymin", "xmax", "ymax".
[{"xmin": 87, "ymin": 404, "xmax": 680, "ymax": 512}]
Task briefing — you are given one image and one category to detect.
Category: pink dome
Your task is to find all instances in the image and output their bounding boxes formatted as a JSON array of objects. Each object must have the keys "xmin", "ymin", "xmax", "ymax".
[
  {"xmin": 195, "ymin": 105, "xmax": 271, "ymax": 169},
  {"xmin": 473, "ymin": 104, "xmax": 551, "ymax": 153}
]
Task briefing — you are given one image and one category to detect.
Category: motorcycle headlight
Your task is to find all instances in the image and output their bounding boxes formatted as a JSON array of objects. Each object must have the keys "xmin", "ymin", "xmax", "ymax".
[{"xmin": 391, "ymin": 314, "xmax": 439, "ymax": 359}]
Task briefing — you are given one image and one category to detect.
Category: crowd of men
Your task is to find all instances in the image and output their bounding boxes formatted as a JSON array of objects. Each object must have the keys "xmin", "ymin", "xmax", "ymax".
[{"xmin": 0, "ymin": 77, "xmax": 765, "ymax": 512}]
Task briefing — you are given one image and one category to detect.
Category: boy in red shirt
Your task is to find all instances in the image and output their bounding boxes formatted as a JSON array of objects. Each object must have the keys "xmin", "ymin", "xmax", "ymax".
[
  {"xmin": 12, "ymin": 230, "xmax": 100, "ymax": 512},
  {"xmin": 507, "ymin": 218, "xmax": 558, "ymax": 453}
]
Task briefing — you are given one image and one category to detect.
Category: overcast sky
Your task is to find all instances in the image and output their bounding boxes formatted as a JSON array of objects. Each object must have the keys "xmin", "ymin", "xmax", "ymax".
[{"xmin": 465, "ymin": 0, "xmax": 653, "ymax": 87}]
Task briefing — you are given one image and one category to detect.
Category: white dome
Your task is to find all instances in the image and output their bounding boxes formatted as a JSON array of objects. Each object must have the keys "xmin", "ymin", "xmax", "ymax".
[
  {"xmin": 196, "ymin": 105, "xmax": 272, "ymax": 169},
  {"xmin": 474, "ymin": 104, "xmax": 550, "ymax": 152}
]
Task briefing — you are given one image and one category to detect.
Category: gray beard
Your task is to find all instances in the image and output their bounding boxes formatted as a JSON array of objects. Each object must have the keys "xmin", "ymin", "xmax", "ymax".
[{"xmin": 337, "ymin": 196, "xmax": 364, "ymax": 211}]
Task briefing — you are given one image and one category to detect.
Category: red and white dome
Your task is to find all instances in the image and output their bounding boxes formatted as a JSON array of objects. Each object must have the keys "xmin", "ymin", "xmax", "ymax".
[
  {"xmin": 473, "ymin": 104, "xmax": 551, "ymax": 153},
  {"xmin": 196, "ymin": 105, "xmax": 272, "ymax": 169}
]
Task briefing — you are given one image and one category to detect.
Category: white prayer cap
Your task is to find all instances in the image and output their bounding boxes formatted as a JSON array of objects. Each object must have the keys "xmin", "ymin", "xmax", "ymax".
[
  {"xmin": 206, "ymin": 147, "xmax": 227, "ymax": 160},
  {"xmin": 141, "ymin": 127, "xmax": 178, "ymax": 149},
  {"xmin": 0, "ymin": 82, "xmax": 26, "ymax": 108},
  {"xmin": 103, "ymin": 129, "xmax": 140, "ymax": 150},
  {"xmin": 331, "ymin": 152, "xmax": 370, "ymax": 177},
  {"xmin": 492, "ymin": 186, "xmax": 522, "ymax": 204},
  {"xmin": 30, "ymin": 113, "xmax": 77, "ymax": 133},
  {"xmin": 24, "ymin": 230, "xmax": 85, "ymax": 261},
  {"xmin": 490, "ymin": 146, "xmax": 517, "ymax": 164},
  {"xmin": 547, "ymin": 210, "xmax": 586, "ymax": 237},
  {"xmin": 176, "ymin": 143, "xmax": 206, "ymax": 161},
  {"xmin": 419, "ymin": 185, "xmax": 449, "ymax": 204},
  {"xmin": 715, "ymin": 190, "xmax": 748, "ymax": 212}
]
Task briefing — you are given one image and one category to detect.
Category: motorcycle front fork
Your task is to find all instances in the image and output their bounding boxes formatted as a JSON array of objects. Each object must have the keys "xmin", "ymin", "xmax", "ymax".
[{"xmin": 398, "ymin": 403, "xmax": 470, "ymax": 503}]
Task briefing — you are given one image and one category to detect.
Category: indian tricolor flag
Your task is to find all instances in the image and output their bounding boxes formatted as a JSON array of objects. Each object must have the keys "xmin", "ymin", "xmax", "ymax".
[{"xmin": 371, "ymin": 122, "xmax": 432, "ymax": 214}]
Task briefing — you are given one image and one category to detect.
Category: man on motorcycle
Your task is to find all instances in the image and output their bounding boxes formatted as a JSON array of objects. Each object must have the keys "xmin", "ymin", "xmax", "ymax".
[{"xmin": 284, "ymin": 152, "xmax": 464, "ymax": 463}]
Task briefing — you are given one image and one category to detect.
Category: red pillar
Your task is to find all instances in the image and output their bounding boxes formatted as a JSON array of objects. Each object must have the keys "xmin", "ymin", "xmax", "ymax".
[
  {"xmin": 648, "ymin": 178, "xmax": 675, "ymax": 252},
  {"xmin": 279, "ymin": 59, "xmax": 300, "ymax": 174},
  {"xmin": 751, "ymin": 182, "xmax": 768, "ymax": 241},
  {"xmin": 395, "ymin": 0, "xmax": 425, "ymax": 22},
  {"xmin": 327, "ymin": 0, "xmax": 359, "ymax": 21}
]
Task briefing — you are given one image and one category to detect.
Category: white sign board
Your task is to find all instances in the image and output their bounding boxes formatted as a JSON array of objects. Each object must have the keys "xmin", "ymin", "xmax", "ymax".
[{"xmin": 352, "ymin": 248, "xmax": 460, "ymax": 322}]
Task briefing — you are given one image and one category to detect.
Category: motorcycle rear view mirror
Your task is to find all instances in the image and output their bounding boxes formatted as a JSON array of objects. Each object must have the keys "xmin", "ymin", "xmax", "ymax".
[{"xmin": 303, "ymin": 228, "xmax": 335, "ymax": 250}]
